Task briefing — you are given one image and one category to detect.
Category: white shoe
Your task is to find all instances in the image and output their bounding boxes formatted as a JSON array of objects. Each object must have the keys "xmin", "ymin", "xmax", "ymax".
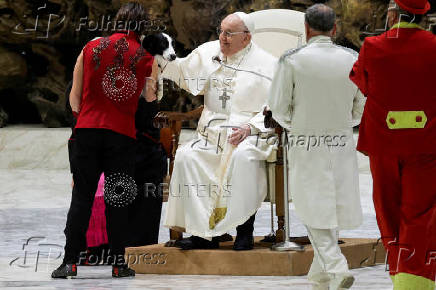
[{"xmin": 329, "ymin": 274, "xmax": 355, "ymax": 290}]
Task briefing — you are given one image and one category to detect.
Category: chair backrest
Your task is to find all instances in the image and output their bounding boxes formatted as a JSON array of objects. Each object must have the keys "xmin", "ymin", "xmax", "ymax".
[{"xmin": 249, "ymin": 9, "xmax": 306, "ymax": 58}]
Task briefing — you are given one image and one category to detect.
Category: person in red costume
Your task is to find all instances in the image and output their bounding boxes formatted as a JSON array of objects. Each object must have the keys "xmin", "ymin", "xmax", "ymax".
[
  {"xmin": 52, "ymin": 2, "xmax": 157, "ymax": 278},
  {"xmin": 350, "ymin": 0, "xmax": 436, "ymax": 289}
]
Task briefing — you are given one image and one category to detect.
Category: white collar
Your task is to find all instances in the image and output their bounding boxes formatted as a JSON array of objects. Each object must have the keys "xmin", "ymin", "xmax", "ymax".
[{"xmin": 307, "ymin": 35, "xmax": 332, "ymax": 45}]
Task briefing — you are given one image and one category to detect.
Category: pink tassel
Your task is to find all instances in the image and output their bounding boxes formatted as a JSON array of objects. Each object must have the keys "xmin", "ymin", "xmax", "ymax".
[{"xmin": 86, "ymin": 173, "xmax": 108, "ymax": 247}]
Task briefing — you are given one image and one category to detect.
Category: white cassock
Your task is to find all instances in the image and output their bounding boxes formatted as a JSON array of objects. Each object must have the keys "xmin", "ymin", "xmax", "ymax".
[
  {"xmin": 267, "ymin": 35, "xmax": 365, "ymax": 287},
  {"xmin": 161, "ymin": 40, "xmax": 277, "ymax": 239}
]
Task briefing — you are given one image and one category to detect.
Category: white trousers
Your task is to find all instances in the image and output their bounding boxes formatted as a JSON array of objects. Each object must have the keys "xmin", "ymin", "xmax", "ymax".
[{"xmin": 306, "ymin": 226, "xmax": 351, "ymax": 287}]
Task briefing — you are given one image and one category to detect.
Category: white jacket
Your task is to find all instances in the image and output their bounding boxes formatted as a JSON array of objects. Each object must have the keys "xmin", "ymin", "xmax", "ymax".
[{"xmin": 268, "ymin": 35, "xmax": 365, "ymax": 230}]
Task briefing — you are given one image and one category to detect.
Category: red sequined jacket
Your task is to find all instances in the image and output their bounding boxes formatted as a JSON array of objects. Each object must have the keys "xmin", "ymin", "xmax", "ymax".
[{"xmin": 76, "ymin": 31, "xmax": 154, "ymax": 139}]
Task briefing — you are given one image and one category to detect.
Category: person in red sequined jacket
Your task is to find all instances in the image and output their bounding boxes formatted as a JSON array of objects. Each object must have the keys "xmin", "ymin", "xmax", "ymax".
[{"xmin": 52, "ymin": 2, "xmax": 157, "ymax": 278}]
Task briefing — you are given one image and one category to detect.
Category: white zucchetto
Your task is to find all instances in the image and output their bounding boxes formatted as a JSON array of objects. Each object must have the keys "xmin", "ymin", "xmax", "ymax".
[{"xmin": 233, "ymin": 12, "xmax": 255, "ymax": 34}]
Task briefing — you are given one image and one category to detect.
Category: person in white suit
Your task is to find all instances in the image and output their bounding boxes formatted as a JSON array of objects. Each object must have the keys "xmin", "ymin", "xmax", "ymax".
[
  {"xmin": 159, "ymin": 12, "xmax": 277, "ymax": 251},
  {"xmin": 268, "ymin": 4, "xmax": 365, "ymax": 290}
]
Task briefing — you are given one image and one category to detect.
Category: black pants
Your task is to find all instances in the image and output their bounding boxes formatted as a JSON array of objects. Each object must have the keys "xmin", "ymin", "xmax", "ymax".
[
  {"xmin": 127, "ymin": 137, "xmax": 167, "ymax": 247},
  {"xmin": 63, "ymin": 128, "xmax": 135, "ymax": 265}
]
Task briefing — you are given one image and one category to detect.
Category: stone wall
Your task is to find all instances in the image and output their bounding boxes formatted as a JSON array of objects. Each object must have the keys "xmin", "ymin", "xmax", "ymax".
[{"xmin": 0, "ymin": 0, "xmax": 434, "ymax": 127}]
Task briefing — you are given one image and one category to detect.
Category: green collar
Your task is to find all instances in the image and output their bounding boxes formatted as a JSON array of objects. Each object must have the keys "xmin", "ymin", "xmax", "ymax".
[{"xmin": 391, "ymin": 22, "xmax": 425, "ymax": 30}]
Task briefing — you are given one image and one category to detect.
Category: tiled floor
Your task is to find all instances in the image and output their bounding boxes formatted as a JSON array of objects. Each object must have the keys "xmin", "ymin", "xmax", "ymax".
[
  {"xmin": 0, "ymin": 169, "xmax": 393, "ymax": 289},
  {"xmin": 0, "ymin": 128, "xmax": 393, "ymax": 289}
]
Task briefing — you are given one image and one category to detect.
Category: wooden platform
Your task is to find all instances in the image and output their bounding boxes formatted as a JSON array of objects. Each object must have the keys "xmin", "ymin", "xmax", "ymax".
[{"xmin": 126, "ymin": 237, "xmax": 386, "ymax": 276}]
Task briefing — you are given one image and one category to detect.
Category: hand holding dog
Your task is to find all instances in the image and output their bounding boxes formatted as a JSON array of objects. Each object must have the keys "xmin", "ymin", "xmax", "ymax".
[{"xmin": 144, "ymin": 77, "xmax": 157, "ymax": 102}]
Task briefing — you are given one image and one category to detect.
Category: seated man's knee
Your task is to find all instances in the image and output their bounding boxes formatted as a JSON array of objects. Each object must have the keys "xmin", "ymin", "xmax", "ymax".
[
  {"xmin": 232, "ymin": 146, "xmax": 251, "ymax": 164},
  {"xmin": 174, "ymin": 145, "xmax": 194, "ymax": 164}
]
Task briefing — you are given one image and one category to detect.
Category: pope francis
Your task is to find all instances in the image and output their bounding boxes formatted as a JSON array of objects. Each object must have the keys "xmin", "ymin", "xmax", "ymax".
[{"xmin": 158, "ymin": 12, "xmax": 277, "ymax": 250}]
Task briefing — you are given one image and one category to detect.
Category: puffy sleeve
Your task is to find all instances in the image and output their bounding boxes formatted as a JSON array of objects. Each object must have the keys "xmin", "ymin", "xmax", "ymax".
[
  {"xmin": 267, "ymin": 56, "xmax": 294, "ymax": 131},
  {"xmin": 349, "ymin": 41, "xmax": 369, "ymax": 96},
  {"xmin": 247, "ymin": 106, "xmax": 272, "ymax": 135},
  {"xmin": 160, "ymin": 51, "xmax": 200, "ymax": 95},
  {"xmin": 246, "ymin": 58, "xmax": 278, "ymax": 134},
  {"xmin": 160, "ymin": 42, "xmax": 219, "ymax": 96}
]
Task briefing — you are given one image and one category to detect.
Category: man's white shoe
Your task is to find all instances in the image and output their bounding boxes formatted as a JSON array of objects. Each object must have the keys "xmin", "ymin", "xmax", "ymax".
[{"xmin": 329, "ymin": 274, "xmax": 355, "ymax": 290}]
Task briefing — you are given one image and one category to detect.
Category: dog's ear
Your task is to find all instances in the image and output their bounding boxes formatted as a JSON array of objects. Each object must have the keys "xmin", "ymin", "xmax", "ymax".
[{"xmin": 142, "ymin": 34, "xmax": 159, "ymax": 55}]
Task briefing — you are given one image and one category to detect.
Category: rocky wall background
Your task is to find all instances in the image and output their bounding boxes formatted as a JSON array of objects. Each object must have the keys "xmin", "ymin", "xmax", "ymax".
[{"xmin": 0, "ymin": 0, "xmax": 435, "ymax": 128}]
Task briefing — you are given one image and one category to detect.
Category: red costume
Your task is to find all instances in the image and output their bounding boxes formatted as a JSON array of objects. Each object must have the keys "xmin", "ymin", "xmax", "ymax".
[
  {"xmin": 62, "ymin": 31, "xmax": 154, "ymax": 266},
  {"xmin": 350, "ymin": 1, "xmax": 436, "ymax": 288},
  {"xmin": 76, "ymin": 31, "xmax": 154, "ymax": 139}
]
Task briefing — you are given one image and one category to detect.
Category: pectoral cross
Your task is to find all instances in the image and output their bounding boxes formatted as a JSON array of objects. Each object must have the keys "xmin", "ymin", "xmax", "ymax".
[{"xmin": 219, "ymin": 88, "xmax": 231, "ymax": 109}]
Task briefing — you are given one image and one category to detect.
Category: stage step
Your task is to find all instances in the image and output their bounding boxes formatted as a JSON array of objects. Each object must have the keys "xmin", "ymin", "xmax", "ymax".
[{"xmin": 126, "ymin": 237, "xmax": 385, "ymax": 276}]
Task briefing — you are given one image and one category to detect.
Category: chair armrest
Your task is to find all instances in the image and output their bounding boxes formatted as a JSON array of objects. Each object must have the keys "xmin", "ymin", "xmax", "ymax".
[
  {"xmin": 263, "ymin": 107, "xmax": 281, "ymax": 129},
  {"xmin": 153, "ymin": 105, "xmax": 204, "ymax": 129}
]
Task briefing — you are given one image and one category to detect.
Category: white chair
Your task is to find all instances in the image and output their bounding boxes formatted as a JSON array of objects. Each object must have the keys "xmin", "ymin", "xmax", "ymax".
[
  {"xmin": 249, "ymin": 9, "xmax": 306, "ymax": 244},
  {"xmin": 250, "ymin": 9, "xmax": 306, "ymax": 58}
]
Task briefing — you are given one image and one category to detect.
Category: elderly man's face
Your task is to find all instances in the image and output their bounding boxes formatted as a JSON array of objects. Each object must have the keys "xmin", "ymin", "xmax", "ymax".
[{"xmin": 219, "ymin": 15, "xmax": 251, "ymax": 57}]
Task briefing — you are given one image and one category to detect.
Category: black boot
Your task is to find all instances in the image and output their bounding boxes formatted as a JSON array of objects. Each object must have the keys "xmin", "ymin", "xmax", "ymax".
[
  {"xmin": 112, "ymin": 264, "xmax": 135, "ymax": 278},
  {"xmin": 174, "ymin": 236, "xmax": 219, "ymax": 250},
  {"xmin": 233, "ymin": 215, "xmax": 255, "ymax": 251},
  {"xmin": 51, "ymin": 263, "xmax": 77, "ymax": 278}
]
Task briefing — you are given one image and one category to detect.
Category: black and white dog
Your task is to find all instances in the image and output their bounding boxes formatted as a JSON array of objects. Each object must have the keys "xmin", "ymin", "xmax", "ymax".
[
  {"xmin": 141, "ymin": 32, "xmax": 177, "ymax": 100},
  {"xmin": 142, "ymin": 32, "xmax": 177, "ymax": 62}
]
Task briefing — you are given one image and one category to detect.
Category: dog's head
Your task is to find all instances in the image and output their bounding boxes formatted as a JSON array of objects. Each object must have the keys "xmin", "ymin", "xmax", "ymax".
[{"xmin": 142, "ymin": 33, "xmax": 176, "ymax": 61}]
